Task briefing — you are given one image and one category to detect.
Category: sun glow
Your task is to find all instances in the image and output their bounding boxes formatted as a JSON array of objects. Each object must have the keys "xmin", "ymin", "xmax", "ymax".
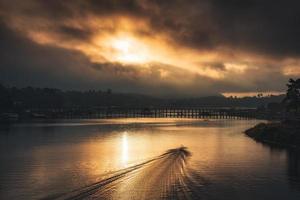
[{"xmin": 110, "ymin": 36, "xmax": 150, "ymax": 64}]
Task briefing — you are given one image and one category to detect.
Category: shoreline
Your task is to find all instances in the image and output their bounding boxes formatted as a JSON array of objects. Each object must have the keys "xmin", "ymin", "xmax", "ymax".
[{"xmin": 245, "ymin": 122, "xmax": 300, "ymax": 149}]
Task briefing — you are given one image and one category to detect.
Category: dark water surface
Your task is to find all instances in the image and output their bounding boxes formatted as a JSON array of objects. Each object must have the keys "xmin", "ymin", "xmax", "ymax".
[{"xmin": 1, "ymin": 119, "xmax": 300, "ymax": 199}]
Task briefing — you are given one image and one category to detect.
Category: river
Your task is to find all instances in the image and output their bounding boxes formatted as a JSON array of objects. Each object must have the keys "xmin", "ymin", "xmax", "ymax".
[{"xmin": 1, "ymin": 119, "xmax": 300, "ymax": 199}]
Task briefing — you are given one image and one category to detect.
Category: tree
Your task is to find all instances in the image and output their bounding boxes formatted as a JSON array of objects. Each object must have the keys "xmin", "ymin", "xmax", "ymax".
[
  {"xmin": 283, "ymin": 78, "xmax": 300, "ymax": 115},
  {"xmin": 0, "ymin": 83, "xmax": 13, "ymax": 112}
]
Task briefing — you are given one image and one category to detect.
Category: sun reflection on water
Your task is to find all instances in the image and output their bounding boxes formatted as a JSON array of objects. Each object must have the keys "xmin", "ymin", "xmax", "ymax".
[{"xmin": 121, "ymin": 132, "xmax": 129, "ymax": 166}]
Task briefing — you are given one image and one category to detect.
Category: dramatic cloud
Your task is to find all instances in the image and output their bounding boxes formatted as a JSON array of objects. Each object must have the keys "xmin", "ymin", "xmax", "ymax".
[{"xmin": 0, "ymin": 0, "xmax": 299, "ymax": 97}]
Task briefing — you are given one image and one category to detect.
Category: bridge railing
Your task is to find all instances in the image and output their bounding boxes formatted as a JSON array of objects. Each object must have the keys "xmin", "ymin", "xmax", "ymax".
[{"xmin": 47, "ymin": 107, "xmax": 259, "ymax": 120}]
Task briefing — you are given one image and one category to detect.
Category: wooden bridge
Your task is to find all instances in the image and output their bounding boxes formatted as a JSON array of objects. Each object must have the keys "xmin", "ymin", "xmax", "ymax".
[{"xmin": 50, "ymin": 107, "xmax": 259, "ymax": 120}]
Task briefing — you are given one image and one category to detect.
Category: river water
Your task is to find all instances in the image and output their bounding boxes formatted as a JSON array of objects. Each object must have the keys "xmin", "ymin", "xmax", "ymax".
[{"xmin": 0, "ymin": 118, "xmax": 300, "ymax": 199}]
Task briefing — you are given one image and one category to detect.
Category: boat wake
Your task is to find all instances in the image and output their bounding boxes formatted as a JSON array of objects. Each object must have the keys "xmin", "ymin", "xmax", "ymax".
[{"xmin": 45, "ymin": 147, "xmax": 208, "ymax": 200}]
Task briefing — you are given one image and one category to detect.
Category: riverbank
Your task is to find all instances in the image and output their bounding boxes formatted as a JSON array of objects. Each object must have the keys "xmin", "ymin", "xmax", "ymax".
[{"xmin": 245, "ymin": 121, "xmax": 300, "ymax": 148}]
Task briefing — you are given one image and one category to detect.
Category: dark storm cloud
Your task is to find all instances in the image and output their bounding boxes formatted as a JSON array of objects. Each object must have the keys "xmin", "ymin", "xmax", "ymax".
[
  {"xmin": 57, "ymin": 25, "xmax": 93, "ymax": 40},
  {"xmin": 4, "ymin": 0, "xmax": 145, "ymax": 20},
  {"xmin": 0, "ymin": 22, "xmax": 94, "ymax": 89},
  {"xmin": 2, "ymin": 0, "xmax": 300, "ymax": 57},
  {"xmin": 143, "ymin": 0, "xmax": 300, "ymax": 57},
  {"xmin": 209, "ymin": 0, "xmax": 300, "ymax": 57}
]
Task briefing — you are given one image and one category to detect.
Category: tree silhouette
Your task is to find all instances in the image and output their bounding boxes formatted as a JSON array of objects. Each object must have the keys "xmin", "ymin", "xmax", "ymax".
[
  {"xmin": 0, "ymin": 83, "xmax": 13, "ymax": 112},
  {"xmin": 284, "ymin": 78, "xmax": 300, "ymax": 115}
]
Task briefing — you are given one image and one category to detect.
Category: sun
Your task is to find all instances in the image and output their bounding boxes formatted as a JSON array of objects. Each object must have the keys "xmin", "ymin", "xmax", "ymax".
[
  {"xmin": 110, "ymin": 36, "xmax": 150, "ymax": 64},
  {"xmin": 113, "ymin": 39, "xmax": 130, "ymax": 53}
]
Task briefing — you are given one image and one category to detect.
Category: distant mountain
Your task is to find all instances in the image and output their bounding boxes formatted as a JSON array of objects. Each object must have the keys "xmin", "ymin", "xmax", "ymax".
[
  {"xmin": 0, "ymin": 84, "xmax": 285, "ymax": 112},
  {"xmin": 167, "ymin": 95, "xmax": 285, "ymax": 108}
]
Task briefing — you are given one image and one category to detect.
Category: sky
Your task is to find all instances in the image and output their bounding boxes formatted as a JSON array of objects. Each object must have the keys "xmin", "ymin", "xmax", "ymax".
[{"xmin": 0, "ymin": 0, "xmax": 299, "ymax": 97}]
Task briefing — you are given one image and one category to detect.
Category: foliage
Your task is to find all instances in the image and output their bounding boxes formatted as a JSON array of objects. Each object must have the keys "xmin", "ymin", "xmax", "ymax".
[
  {"xmin": 0, "ymin": 83, "xmax": 13, "ymax": 112},
  {"xmin": 283, "ymin": 78, "xmax": 300, "ymax": 114}
]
